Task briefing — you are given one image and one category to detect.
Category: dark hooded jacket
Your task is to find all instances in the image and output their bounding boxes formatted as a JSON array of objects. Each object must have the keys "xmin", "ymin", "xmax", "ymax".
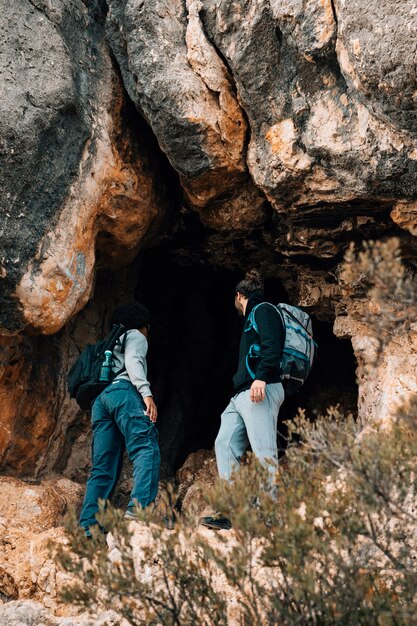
[{"xmin": 233, "ymin": 293, "xmax": 284, "ymax": 394}]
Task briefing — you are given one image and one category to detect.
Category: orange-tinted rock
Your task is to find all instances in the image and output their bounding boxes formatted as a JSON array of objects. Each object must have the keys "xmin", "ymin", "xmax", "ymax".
[
  {"xmin": 0, "ymin": 335, "xmax": 61, "ymax": 474},
  {"xmin": 1, "ymin": 1, "xmax": 170, "ymax": 336},
  {"xmin": 107, "ymin": 0, "xmax": 249, "ymax": 212},
  {"xmin": 176, "ymin": 449, "xmax": 218, "ymax": 518},
  {"xmin": 15, "ymin": 76, "xmax": 169, "ymax": 335},
  {"xmin": 390, "ymin": 201, "xmax": 417, "ymax": 236},
  {"xmin": 0, "ymin": 476, "xmax": 82, "ymax": 603}
]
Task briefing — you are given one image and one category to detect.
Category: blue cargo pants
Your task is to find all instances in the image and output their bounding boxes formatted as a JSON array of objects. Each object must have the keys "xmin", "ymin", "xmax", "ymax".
[{"xmin": 79, "ymin": 379, "xmax": 160, "ymax": 533}]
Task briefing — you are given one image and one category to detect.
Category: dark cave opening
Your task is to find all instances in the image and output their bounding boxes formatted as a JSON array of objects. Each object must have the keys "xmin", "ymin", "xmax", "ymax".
[
  {"xmin": 134, "ymin": 247, "xmax": 245, "ymax": 476},
  {"xmin": 132, "ymin": 244, "xmax": 358, "ymax": 478},
  {"xmin": 277, "ymin": 317, "xmax": 358, "ymax": 454}
]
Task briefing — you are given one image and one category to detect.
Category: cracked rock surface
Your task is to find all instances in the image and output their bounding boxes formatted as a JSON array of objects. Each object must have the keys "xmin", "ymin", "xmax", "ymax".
[
  {"xmin": 0, "ymin": 0, "xmax": 170, "ymax": 334},
  {"xmin": 2, "ymin": 0, "xmax": 417, "ymax": 333}
]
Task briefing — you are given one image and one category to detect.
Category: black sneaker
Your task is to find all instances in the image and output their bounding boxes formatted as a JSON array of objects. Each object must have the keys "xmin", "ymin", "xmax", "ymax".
[{"xmin": 200, "ymin": 515, "xmax": 232, "ymax": 530}]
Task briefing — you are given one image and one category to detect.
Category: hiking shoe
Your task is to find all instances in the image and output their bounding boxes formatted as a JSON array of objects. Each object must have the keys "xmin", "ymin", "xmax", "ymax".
[
  {"xmin": 124, "ymin": 510, "xmax": 138, "ymax": 521},
  {"xmin": 125, "ymin": 509, "xmax": 176, "ymax": 530},
  {"xmin": 82, "ymin": 525, "xmax": 107, "ymax": 540},
  {"xmin": 162, "ymin": 514, "xmax": 176, "ymax": 531},
  {"xmin": 200, "ymin": 515, "xmax": 232, "ymax": 530}
]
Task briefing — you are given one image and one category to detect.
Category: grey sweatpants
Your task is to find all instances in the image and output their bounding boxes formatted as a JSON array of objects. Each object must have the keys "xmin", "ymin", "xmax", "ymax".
[{"xmin": 215, "ymin": 383, "xmax": 285, "ymax": 484}]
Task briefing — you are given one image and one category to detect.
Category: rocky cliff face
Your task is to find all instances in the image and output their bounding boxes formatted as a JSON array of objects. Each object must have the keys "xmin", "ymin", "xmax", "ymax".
[
  {"xmin": 1, "ymin": 0, "xmax": 417, "ymax": 470},
  {"xmin": 1, "ymin": 0, "xmax": 417, "ymax": 611},
  {"xmin": 0, "ymin": 0, "xmax": 172, "ymax": 335}
]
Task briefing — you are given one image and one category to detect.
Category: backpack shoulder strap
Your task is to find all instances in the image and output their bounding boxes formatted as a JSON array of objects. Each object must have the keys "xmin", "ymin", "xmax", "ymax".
[
  {"xmin": 246, "ymin": 302, "xmax": 284, "ymax": 335},
  {"xmin": 112, "ymin": 328, "xmax": 128, "ymax": 378},
  {"xmin": 115, "ymin": 330, "xmax": 127, "ymax": 353},
  {"xmin": 103, "ymin": 323, "xmax": 125, "ymax": 352},
  {"xmin": 245, "ymin": 303, "xmax": 263, "ymax": 334}
]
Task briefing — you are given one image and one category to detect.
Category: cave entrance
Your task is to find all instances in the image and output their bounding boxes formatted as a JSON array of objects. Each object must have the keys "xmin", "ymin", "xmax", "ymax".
[
  {"xmin": 133, "ymin": 245, "xmax": 358, "ymax": 478},
  {"xmin": 277, "ymin": 317, "xmax": 358, "ymax": 454}
]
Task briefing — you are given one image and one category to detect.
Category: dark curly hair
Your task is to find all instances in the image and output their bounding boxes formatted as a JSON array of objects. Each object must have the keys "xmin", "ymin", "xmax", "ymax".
[
  {"xmin": 110, "ymin": 302, "xmax": 150, "ymax": 331},
  {"xmin": 235, "ymin": 269, "xmax": 264, "ymax": 298}
]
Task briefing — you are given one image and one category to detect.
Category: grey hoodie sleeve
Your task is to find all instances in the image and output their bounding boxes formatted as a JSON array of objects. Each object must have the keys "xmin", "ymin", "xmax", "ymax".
[{"xmin": 124, "ymin": 330, "xmax": 152, "ymax": 399}]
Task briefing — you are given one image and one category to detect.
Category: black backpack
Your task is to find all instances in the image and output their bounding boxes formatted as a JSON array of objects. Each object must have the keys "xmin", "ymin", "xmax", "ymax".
[{"xmin": 67, "ymin": 324, "xmax": 127, "ymax": 410}]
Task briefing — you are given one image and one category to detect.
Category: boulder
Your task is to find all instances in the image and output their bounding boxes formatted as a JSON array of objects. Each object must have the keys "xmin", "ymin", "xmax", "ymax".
[
  {"xmin": 176, "ymin": 449, "xmax": 218, "ymax": 518},
  {"xmin": 106, "ymin": 0, "xmax": 257, "ymax": 218},
  {"xmin": 0, "ymin": 601, "xmax": 129, "ymax": 626},
  {"xmin": 0, "ymin": 0, "xmax": 169, "ymax": 334},
  {"xmin": 199, "ymin": 0, "xmax": 417, "ymax": 215},
  {"xmin": 0, "ymin": 476, "xmax": 82, "ymax": 602}
]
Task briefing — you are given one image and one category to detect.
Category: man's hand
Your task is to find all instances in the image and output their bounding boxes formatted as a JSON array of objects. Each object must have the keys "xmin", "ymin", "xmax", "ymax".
[
  {"xmin": 250, "ymin": 380, "xmax": 266, "ymax": 403},
  {"xmin": 144, "ymin": 396, "xmax": 158, "ymax": 422}
]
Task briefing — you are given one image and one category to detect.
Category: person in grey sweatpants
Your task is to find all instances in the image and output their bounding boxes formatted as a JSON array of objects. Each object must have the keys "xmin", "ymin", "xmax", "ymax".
[{"xmin": 201, "ymin": 270, "xmax": 285, "ymax": 530}]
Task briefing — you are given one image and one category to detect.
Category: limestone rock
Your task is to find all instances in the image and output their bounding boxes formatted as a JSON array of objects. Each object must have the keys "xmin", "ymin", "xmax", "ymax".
[
  {"xmin": 0, "ymin": 476, "xmax": 82, "ymax": 532},
  {"xmin": 0, "ymin": 601, "xmax": 55, "ymax": 626},
  {"xmin": 1, "ymin": 0, "xmax": 417, "ymax": 532},
  {"xmin": 0, "ymin": 334, "xmax": 63, "ymax": 474},
  {"xmin": 106, "ymin": 0, "xmax": 267, "ymax": 231},
  {"xmin": 199, "ymin": 0, "xmax": 417, "ymax": 217},
  {"xmin": 2, "ymin": 0, "xmax": 417, "ymax": 336},
  {"xmin": 0, "ymin": 601, "xmax": 128, "ymax": 625},
  {"xmin": 176, "ymin": 449, "xmax": 218, "ymax": 518},
  {"xmin": 391, "ymin": 201, "xmax": 417, "ymax": 236},
  {"xmin": 334, "ymin": 314, "xmax": 417, "ymax": 426},
  {"xmin": 335, "ymin": 0, "xmax": 417, "ymax": 134},
  {"xmin": 0, "ymin": 0, "xmax": 169, "ymax": 334},
  {"xmin": 0, "ymin": 565, "xmax": 18, "ymax": 601},
  {"xmin": 0, "ymin": 476, "xmax": 83, "ymax": 607},
  {"xmin": 0, "ymin": 265, "xmax": 139, "ymax": 475},
  {"xmin": 123, "ymin": 519, "xmax": 242, "ymax": 624},
  {"xmin": 103, "ymin": 0, "xmax": 417, "ymax": 266}
]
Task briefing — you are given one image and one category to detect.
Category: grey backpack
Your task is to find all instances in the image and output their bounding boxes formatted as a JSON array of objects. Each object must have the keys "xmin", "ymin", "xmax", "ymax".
[{"xmin": 247, "ymin": 302, "xmax": 316, "ymax": 395}]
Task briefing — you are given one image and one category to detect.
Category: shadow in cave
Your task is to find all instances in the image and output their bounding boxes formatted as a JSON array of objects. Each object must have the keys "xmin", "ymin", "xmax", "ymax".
[
  {"xmin": 277, "ymin": 318, "xmax": 358, "ymax": 455},
  {"xmin": 133, "ymin": 246, "xmax": 358, "ymax": 478},
  {"xmin": 134, "ymin": 247, "xmax": 244, "ymax": 477}
]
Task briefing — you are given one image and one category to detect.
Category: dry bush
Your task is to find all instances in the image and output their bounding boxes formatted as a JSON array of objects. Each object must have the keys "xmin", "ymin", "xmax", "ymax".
[
  {"xmin": 55, "ymin": 239, "xmax": 417, "ymax": 625},
  {"xmin": 339, "ymin": 237, "xmax": 417, "ymax": 341},
  {"xmin": 55, "ymin": 408, "xmax": 417, "ymax": 625}
]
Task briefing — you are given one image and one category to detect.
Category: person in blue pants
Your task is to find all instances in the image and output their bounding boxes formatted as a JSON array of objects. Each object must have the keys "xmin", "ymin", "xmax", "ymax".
[{"xmin": 79, "ymin": 302, "xmax": 160, "ymax": 536}]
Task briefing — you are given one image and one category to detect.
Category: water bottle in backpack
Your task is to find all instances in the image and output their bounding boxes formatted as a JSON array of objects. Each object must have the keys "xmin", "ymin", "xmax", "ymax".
[{"xmin": 99, "ymin": 350, "xmax": 113, "ymax": 383}]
